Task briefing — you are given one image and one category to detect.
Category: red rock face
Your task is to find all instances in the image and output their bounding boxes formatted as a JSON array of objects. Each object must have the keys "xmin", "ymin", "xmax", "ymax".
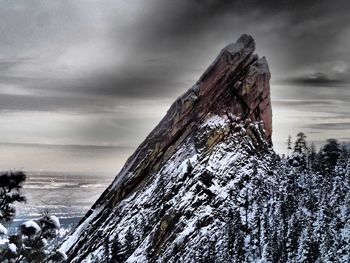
[
  {"xmin": 62, "ymin": 34, "xmax": 273, "ymax": 261},
  {"xmin": 195, "ymin": 34, "xmax": 272, "ymax": 141}
]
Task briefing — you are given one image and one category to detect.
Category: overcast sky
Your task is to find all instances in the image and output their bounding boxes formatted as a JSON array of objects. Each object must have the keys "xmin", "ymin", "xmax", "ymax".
[{"xmin": 0, "ymin": 0, "xmax": 349, "ymax": 174}]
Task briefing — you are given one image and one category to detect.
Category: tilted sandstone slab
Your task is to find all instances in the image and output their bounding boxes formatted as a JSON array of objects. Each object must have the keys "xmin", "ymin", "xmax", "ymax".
[{"xmin": 60, "ymin": 34, "xmax": 273, "ymax": 262}]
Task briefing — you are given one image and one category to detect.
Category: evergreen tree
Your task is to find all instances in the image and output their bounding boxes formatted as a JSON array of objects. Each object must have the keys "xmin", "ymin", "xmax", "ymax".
[
  {"xmin": 124, "ymin": 226, "xmax": 134, "ymax": 258},
  {"xmin": 285, "ymin": 213, "xmax": 301, "ymax": 262},
  {"xmin": 0, "ymin": 171, "xmax": 26, "ymax": 221},
  {"xmin": 294, "ymin": 132, "xmax": 308, "ymax": 154},
  {"xmin": 110, "ymin": 236, "xmax": 124, "ymax": 263},
  {"xmin": 319, "ymin": 227, "xmax": 336, "ymax": 262},
  {"xmin": 297, "ymin": 223, "xmax": 319, "ymax": 262},
  {"xmin": 0, "ymin": 214, "xmax": 65, "ymax": 263},
  {"xmin": 286, "ymin": 135, "xmax": 293, "ymax": 157},
  {"xmin": 309, "ymin": 142, "xmax": 317, "ymax": 170},
  {"xmin": 318, "ymin": 138, "xmax": 341, "ymax": 172},
  {"xmin": 227, "ymin": 208, "xmax": 245, "ymax": 262}
]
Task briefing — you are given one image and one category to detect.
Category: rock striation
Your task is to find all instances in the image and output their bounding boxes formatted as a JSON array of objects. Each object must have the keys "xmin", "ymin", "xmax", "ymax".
[{"xmin": 60, "ymin": 34, "xmax": 273, "ymax": 262}]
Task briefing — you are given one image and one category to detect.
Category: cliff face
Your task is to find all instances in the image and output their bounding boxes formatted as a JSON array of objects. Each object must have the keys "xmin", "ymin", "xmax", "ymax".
[{"xmin": 60, "ymin": 34, "xmax": 273, "ymax": 262}]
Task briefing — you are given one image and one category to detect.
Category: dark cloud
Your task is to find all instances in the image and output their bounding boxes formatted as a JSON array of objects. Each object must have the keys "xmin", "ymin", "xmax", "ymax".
[
  {"xmin": 272, "ymin": 99, "xmax": 350, "ymax": 121},
  {"xmin": 0, "ymin": 0, "xmax": 349, "ymax": 171},
  {"xmin": 1, "ymin": 0, "xmax": 350, "ymax": 104},
  {"xmin": 132, "ymin": 0, "xmax": 319, "ymax": 43},
  {"xmin": 127, "ymin": 0, "xmax": 350, "ymax": 62},
  {"xmin": 0, "ymin": 72, "xmax": 185, "ymax": 113},
  {"xmin": 0, "ymin": 142, "xmax": 132, "ymax": 150},
  {"xmin": 0, "ymin": 93, "xmax": 98, "ymax": 113},
  {"xmin": 74, "ymin": 0, "xmax": 350, "ymax": 101},
  {"xmin": 0, "ymin": 58, "xmax": 33, "ymax": 71},
  {"xmin": 278, "ymin": 73, "xmax": 347, "ymax": 86},
  {"xmin": 272, "ymin": 99, "xmax": 335, "ymax": 107},
  {"xmin": 68, "ymin": 71, "xmax": 188, "ymax": 99},
  {"xmin": 303, "ymin": 122, "xmax": 350, "ymax": 130}
]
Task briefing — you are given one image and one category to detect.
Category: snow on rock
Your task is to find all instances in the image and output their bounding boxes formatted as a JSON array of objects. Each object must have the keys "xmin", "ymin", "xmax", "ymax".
[
  {"xmin": 61, "ymin": 34, "xmax": 273, "ymax": 262},
  {"xmin": 60, "ymin": 206, "xmax": 103, "ymax": 253},
  {"xmin": 62, "ymin": 114, "xmax": 273, "ymax": 262},
  {"xmin": 200, "ymin": 114, "xmax": 228, "ymax": 129},
  {"xmin": 55, "ymin": 249, "xmax": 68, "ymax": 260},
  {"xmin": 0, "ymin": 223, "xmax": 8, "ymax": 235}
]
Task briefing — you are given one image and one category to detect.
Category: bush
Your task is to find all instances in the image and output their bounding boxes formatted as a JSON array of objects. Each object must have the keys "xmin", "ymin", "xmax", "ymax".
[{"xmin": 0, "ymin": 171, "xmax": 66, "ymax": 262}]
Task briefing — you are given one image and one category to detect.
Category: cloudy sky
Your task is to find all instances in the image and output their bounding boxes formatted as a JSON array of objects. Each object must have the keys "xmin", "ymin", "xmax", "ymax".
[{"xmin": 0, "ymin": 0, "xmax": 349, "ymax": 174}]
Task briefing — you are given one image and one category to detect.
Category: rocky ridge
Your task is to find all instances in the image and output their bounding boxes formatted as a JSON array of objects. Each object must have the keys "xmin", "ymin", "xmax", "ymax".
[{"xmin": 60, "ymin": 34, "xmax": 273, "ymax": 262}]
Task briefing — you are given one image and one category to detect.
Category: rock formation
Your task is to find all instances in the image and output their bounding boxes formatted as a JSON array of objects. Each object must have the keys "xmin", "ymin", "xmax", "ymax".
[{"xmin": 60, "ymin": 34, "xmax": 273, "ymax": 262}]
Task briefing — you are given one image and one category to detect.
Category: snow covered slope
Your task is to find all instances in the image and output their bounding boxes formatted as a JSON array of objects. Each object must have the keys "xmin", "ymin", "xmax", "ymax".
[{"xmin": 61, "ymin": 34, "xmax": 273, "ymax": 262}]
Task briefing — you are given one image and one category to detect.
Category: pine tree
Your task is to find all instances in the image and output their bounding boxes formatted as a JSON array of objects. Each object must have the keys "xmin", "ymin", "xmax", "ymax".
[
  {"xmin": 110, "ymin": 236, "xmax": 124, "ymax": 263},
  {"xmin": 297, "ymin": 223, "xmax": 319, "ymax": 262},
  {"xmin": 319, "ymin": 227, "xmax": 336, "ymax": 262},
  {"xmin": 250, "ymin": 204, "xmax": 263, "ymax": 260},
  {"xmin": 285, "ymin": 213, "xmax": 301, "ymax": 262},
  {"xmin": 318, "ymin": 139, "xmax": 341, "ymax": 173},
  {"xmin": 207, "ymin": 238, "xmax": 216, "ymax": 263},
  {"xmin": 227, "ymin": 208, "xmax": 245, "ymax": 262},
  {"xmin": 286, "ymin": 135, "xmax": 292, "ymax": 157},
  {"xmin": 309, "ymin": 142, "xmax": 317, "ymax": 169},
  {"xmin": 0, "ymin": 170, "xmax": 26, "ymax": 221},
  {"xmin": 121, "ymin": 226, "xmax": 134, "ymax": 260},
  {"xmin": 294, "ymin": 132, "xmax": 307, "ymax": 154}
]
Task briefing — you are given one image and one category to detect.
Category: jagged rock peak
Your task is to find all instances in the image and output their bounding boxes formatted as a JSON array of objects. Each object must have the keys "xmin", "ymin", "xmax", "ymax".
[
  {"xmin": 217, "ymin": 34, "xmax": 255, "ymax": 61},
  {"xmin": 60, "ymin": 34, "xmax": 273, "ymax": 263}
]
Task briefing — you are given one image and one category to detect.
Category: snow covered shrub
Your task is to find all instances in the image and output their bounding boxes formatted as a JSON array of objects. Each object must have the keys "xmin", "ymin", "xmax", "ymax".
[
  {"xmin": 0, "ymin": 213, "xmax": 67, "ymax": 262},
  {"xmin": 0, "ymin": 171, "xmax": 66, "ymax": 262}
]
